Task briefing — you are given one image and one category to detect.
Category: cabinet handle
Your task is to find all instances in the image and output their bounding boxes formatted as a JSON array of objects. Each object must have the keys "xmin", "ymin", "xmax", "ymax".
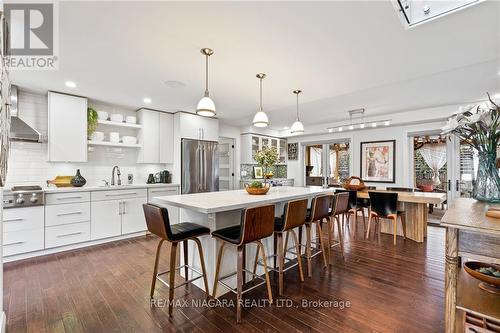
[
  {"xmin": 56, "ymin": 211, "xmax": 83, "ymax": 217},
  {"xmin": 105, "ymin": 192, "xmax": 138, "ymax": 197},
  {"xmin": 150, "ymin": 189, "xmax": 177, "ymax": 194},
  {"xmin": 122, "ymin": 201, "xmax": 126, "ymax": 215},
  {"xmin": 118, "ymin": 201, "xmax": 123, "ymax": 215},
  {"xmin": 4, "ymin": 218, "xmax": 24, "ymax": 222},
  {"xmin": 56, "ymin": 232, "xmax": 83, "ymax": 238},
  {"xmin": 56, "ymin": 196, "xmax": 82, "ymax": 200},
  {"xmin": 4, "ymin": 241, "xmax": 25, "ymax": 246}
]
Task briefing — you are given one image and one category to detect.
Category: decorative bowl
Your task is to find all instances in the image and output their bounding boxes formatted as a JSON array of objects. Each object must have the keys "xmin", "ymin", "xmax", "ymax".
[
  {"xmin": 244, "ymin": 183, "xmax": 270, "ymax": 195},
  {"xmin": 125, "ymin": 116, "xmax": 137, "ymax": 124},
  {"xmin": 463, "ymin": 261, "xmax": 500, "ymax": 295},
  {"xmin": 97, "ymin": 111, "xmax": 108, "ymax": 120},
  {"xmin": 110, "ymin": 113, "xmax": 124, "ymax": 123},
  {"xmin": 122, "ymin": 136, "xmax": 137, "ymax": 145},
  {"xmin": 343, "ymin": 176, "xmax": 366, "ymax": 191}
]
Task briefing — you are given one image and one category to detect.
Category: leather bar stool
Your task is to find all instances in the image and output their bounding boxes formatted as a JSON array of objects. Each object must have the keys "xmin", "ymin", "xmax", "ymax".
[
  {"xmin": 336, "ymin": 189, "xmax": 366, "ymax": 234},
  {"xmin": 143, "ymin": 204, "xmax": 210, "ymax": 316},
  {"xmin": 365, "ymin": 192, "xmax": 407, "ymax": 245},
  {"xmin": 325, "ymin": 192, "xmax": 349, "ymax": 263},
  {"xmin": 267, "ymin": 198, "xmax": 308, "ymax": 296},
  {"xmin": 304, "ymin": 195, "xmax": 329, "ymax": 277},
  {"xmin": 212, "ymin": 204, "xmax": 275, "ymax": 323}
]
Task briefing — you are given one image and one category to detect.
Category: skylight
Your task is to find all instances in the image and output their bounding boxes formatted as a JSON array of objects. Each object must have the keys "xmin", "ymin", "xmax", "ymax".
[{"xmin": 394, "ymin": 0, "xmax": 485, "ymax": 28}]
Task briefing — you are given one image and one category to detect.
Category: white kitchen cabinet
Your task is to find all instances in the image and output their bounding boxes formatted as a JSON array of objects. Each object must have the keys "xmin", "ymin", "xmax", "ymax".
[
  {"xmin": 90, "ymin": 199, "xmax": 122, "ymax": 240},
  {"xmin": 159, "ymin": 112, "xmax": 174, "ymax": 164},
  {"xmin": 48, "ymin": 91, "xmax": 88, "ymax": 162},
  {"xmin": 3, "ymin": 206, "xmax": 44, "ymax": 257},
  {"xmin": 45, "ymin": 222, "xmax": 91, "ymax": 248},
  {"xmin": 137, "ymin": 109, "xmax": 174, "ymax": 163},
  {"xmin": 177, "ymin": 112, "xmax": 219, "ymax": 142},
  {"xmin": 121, "ymin": 197, "xmax": 147, "ymax": 234},
  {"xmin": 240, "ymin": 134, "xmax": 287, "ymax": 164},
  {"xmin": 147, "ymin": 186, "xmax": 179, "ymax": 224}
]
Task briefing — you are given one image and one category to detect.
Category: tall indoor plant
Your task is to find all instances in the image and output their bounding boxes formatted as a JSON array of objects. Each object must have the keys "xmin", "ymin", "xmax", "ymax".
[
  {"xmin": 254, "ymin": 147, "xmax": 279, "ymax": 186},
  {"xmin": 441, "ymin": 93, "xmax": 500, "ymax": 203}
]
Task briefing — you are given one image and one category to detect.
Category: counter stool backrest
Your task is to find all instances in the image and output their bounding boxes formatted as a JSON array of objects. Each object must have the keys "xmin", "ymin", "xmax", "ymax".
[
  {"xmin": 239, "ymin": 204, "xmax": 275, "ymax": 245},
  {"xmin": 335, "ymin": 189, "xmax": 357, "ymax": 209},
  {"xmin": 143, "ymin": 203, "xmax": 171, "ymax": 240},
  {"xmin": 332, "ymin": 192, "xmax": 350, "ymax": 216},
  {"xmin": 310, "ymin": 195, "xmax": 331, "ymax": 221},
  {"xmin": 368, "ymin": 192, "xmax": 398, "ymax": 217},
  {"xmin": 283, "ymin": 199, "xmax": 308, "ymax": 230}
]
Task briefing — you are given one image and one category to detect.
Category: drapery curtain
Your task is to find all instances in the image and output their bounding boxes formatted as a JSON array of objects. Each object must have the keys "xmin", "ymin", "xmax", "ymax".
[
  {"xmin": 419, "ymin": 143, "xmax": 447, "ymax": 185},
  {"xmin": 329, "ymin": 149, "xmax": 337, "ymax": 179},
  {"xmin": 310, "ymin": 147, "xmax": 322, "ymax": 176}
]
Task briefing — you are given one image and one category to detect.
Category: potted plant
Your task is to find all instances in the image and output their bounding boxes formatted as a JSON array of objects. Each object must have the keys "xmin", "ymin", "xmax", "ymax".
[
  {"xmin": 245, "ymin": 147, "xmax": 279, "ymax": 195},
  {"xmin": 87, "ymin": 107, "xmax": 98, "ymax": 138},
  {"xmin": 441, "ymin": 93, "xmax": 499, "ymax": 203}
]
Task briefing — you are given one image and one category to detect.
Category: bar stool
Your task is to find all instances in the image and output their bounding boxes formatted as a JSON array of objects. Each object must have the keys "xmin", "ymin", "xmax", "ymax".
[
  {"xmin": 266, "ymin": 198, "xmax": 308, "ymax": 296},
  {"xmin": 325, "ymin": 192, "xmax": 349, "ymax": 263},
  {"xmin": 304, "ymin": 195, "xmax": 329, "ymax": 277},
  {"xmin": 143, "ymin": 204, "xmax": 210, "ymax": 316},
  {"xmin": 336, "ymin": 189, "xmax": 366, "ymax": 233},
  {"xmin": 365, "ymin": 192, "xmax": 407, "ymax": 245},
  {"xmin": 212, "ymin": 204, "xmax": 275, "ymax": 323}
]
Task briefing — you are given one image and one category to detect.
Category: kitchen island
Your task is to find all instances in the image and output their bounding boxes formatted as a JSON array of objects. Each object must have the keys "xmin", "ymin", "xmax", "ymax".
[{"xmin": 153, "ymin": 186, "xmax": 332, "ymax": 296}]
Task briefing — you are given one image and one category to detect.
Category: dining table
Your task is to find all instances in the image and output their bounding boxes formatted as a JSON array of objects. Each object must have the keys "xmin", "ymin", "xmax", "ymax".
[{"xmin": 356, "ymin": 189, "xmax": 446, "ymax": 242}]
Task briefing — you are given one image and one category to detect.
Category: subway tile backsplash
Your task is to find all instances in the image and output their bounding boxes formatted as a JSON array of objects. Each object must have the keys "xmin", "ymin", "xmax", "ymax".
[{"xmin": 240, "ymin": 164, "xmax": 287, "ymax": 180}]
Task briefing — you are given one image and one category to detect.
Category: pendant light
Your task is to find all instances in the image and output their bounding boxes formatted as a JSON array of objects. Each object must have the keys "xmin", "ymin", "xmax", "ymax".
[
  {"xmin": 290, "ymin": 90, "xmax": 305, "ymax": 134},
  {"xmin": 196, "ymin": 48, "xmax": 216, "ymax": 117},
  {"xmin": 252, "ymin": 73, "xmax": 269, "ymax": 127}
]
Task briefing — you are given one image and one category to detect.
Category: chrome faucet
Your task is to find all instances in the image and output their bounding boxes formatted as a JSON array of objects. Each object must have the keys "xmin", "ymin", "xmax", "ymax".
[{"xmin": 111, "ymin": 166, "xmax": 121, "ymax": 186}]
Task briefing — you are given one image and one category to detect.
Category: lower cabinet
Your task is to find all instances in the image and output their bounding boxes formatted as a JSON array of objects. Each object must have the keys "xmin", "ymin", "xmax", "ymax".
[
  {"xmin": 90, "ymin": 199, "xmax": 122, "ymax": 240},
  {"xmin": 45, "ymin": 222, "xmax": 91, "ymax": 248},
  {"xmin": 121, "ymin": 197, "xmax": 147, "ymax": 234},
  {"xmin": 3, "ymin": 206, "xmax": 44, "ymax": 256},
  {"xmin": 147, "ymin": 186, "xmax": 180, "ymax": 224}
]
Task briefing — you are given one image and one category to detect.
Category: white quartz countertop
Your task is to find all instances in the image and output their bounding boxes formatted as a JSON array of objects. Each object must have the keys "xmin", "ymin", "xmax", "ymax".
[
  {"xmin": 153, "ymin": 186, "xmax": 333, "ymax": 214},
  {"xmin": 37, "ymin": 183, "xmax": 179, "ymax": 194}
]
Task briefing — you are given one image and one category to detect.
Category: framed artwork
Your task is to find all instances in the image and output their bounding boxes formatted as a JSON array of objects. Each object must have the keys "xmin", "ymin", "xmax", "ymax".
[
  {"xmin": 287, "ymin": 143, "xmax": 298, "ymax": 160},
  {"xmin": 253, "ymin": 166, "xmax": 264, "ymax": 179},
  {"xmin": 360, "ymin": 140, "xmax": 396, "ymax": 183}
]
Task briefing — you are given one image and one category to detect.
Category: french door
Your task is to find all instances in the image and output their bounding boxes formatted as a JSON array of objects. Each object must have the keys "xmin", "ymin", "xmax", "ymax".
[
  {"xmin": 304, "ymin": 142, "xmax": 350, "ymax": 187},
  {"xmin": 446, "ymin": 135, "xmax": 480, "ymax": 201}
]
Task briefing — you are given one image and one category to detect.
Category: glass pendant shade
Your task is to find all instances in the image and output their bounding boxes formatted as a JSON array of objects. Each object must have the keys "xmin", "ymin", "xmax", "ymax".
[
  {"xmin": 290, "ymin": 119, "xmax": 304, "ymax": 134},
  {"xmin": 253, "ymin": 110, "xmax": 269, "ymax": 127},
  {"xmin": 196, "ymin": 96, "xmax": 216, "ymax": 117}
]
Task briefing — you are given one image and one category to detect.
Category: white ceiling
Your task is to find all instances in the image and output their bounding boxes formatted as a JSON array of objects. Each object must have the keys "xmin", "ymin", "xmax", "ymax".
[{"xmin": 10, "ymin": 1, "xmax": 500, "ymax": 130}]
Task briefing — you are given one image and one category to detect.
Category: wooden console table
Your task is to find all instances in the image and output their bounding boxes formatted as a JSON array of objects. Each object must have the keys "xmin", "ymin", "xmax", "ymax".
[{"xmin": 440, "ymin": 198, "xmax": 500, "ymax": 333}]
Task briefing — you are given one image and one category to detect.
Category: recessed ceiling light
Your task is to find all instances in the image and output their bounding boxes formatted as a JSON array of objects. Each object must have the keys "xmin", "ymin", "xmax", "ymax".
[
  {"xmin": 328, "ymin": 128, "xmax": 333, "ymax": 133},
  {"xmin": 65, "ymin": 81, "xmax": 76, "ymax": 88},
  {"xmin": 164, "ymin": 80, "xmax": 186, "ymax": 88},
  {"xmin": 349, "ymin": 125, "xmax": 354, "ymax": 130},
  {"xmin": 360, "ymin": 123, "xmax": 365, "ymax": 129},
  {"xmin": 143, "ymin": 97, "xmax": 152, "ymax": 104},
  {"xmin": 338, "ymin": 127, "xmax": 343, "ymax": 132},
  {"xmin": 384, "ymin": 121, "xmax": 390, "ymax": 126}
]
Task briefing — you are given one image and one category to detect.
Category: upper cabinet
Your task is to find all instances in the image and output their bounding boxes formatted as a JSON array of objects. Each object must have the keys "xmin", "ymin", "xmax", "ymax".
[
  {"xmin": 240, "ymin": 134, "xmax": 287, "ymax": 164},
  {"xmin": 176, "ymin": 112, "xmax": 219, "ymax": 142},
  {"xmin": 48, "ymin": 92, "xmax": 88, "ymax": 162},
  {"xmin": 137, "ymin": 108, "xmax": 174, "ymax": 164}
]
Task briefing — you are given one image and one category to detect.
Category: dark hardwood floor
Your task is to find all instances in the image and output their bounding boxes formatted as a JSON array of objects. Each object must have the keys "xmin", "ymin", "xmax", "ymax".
[{"xmin": 4, "ymin": 223, "xmax": 445, "ymax": 333}]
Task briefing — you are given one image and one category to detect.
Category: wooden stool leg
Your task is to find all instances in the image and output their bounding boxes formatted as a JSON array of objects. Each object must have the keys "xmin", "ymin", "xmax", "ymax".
[
  {"xmin": 168, "ymin": 242, "xmax": 178, "ymax": 316},
  {"xmin": 150, "ymin": 239, "xmax": 165, "ymax": 299},
  {"xmin": 236, "ymin": 246, "xmax": 243, "ymax": 323},
  {"xmin": 273, "ymin": 233, "xmax": 277, "ymax": 269},
  {"xmin": 327, "ymin": 217, "xmax": 333, "ymax": 265},
  {"xmin": 212, "ymin": 241, "xmax": 225, "ymax": 298},
  {"xmin": 252, "ymin": 245, "xmax": 259, "ymax": 281},
  {"xmin": 257, "ymin": 241, "xmax": 273, "ymax": 304},
  {"xmin": 392, "ymin": 216, "xmax": 397, "ymax": 245},
  {"xmin": 365, "ymin": 213, "xmax": 373, "ymax": 239},
  {"xmin": 316, "ymin": 222, "xmax": 328, "ymax": 268},
  {"xmin": 336, "ymin": 216, "xmax": 345, "ymax": 261},
  {"xmin": 361, "ymin": 208, "xmax": 367, "ymax": 232},
  {"xmin": 277, "ymin": 232, "xmax": 284, "ymax": 296},
  {"xmin": 183, "ymin": 240, "xmax": 189, "ymax": 281},
  {"xmin": 290, "ymin": 229, "xmax": 304, "ymax": 282},
  {"xmin": 283, "ymin": 231, "xmax": 290, "ymax": 257},
  {"xmin": 192, "ymin": 237, "xmax": 210, "ymax": 299},
  {"xmin": 298, "ymin": 226, "xmax": 303, "ymax": 256},
  {"xmin": 305, "ymin": 223, "xmax": 312, "ymax": 277},
  {"xmin": 401, "ymin": 214, "xmax": 407, "ymax": 240}
]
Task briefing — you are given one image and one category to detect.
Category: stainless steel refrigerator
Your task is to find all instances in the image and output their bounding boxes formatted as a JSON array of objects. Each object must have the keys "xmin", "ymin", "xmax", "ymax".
[{"xmin": 181, "ymin": 139, "xmax": 219, "ymax": 194}]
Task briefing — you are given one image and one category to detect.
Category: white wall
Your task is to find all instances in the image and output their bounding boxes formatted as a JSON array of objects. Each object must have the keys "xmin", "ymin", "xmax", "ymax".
[{"xmin": 6, "ymin": 90, "xmax": 170, "ymax": 187}]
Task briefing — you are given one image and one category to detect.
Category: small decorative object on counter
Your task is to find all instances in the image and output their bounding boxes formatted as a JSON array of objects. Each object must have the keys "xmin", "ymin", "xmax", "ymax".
[
  {"xmin": 343, "ymin": 176, "xmax": 366, "ymax": 191},
  {"xmin": 147, "ymin": 173, "xmax": 155, "ymax": 184},
  {"xmin": 127, "ymin": 174, "xmax": 133, "ymax": 185},
  {"xmin": 463, "ymin": 261, "xmax": 500, "ymax": 295},
  {"xmin": 71, "ymin": 169, "xmax": 86, "ymax": 187},
  {"xmin": 47, "ymin": 175, "xmax": 74, "ymax": 187},
  {"xmin": 441, "ymin": 93, "xmax": 499, "ymax": 203},
  {"xmin": 486, "ymin": 207, "xmax": 500, "ymax": 219},
  {"xmin": 244, "ymin": 181, "xmax": 270, "ymax": 195}
]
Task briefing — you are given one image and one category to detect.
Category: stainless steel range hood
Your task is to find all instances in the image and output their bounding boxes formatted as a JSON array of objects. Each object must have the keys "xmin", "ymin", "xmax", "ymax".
[{"xmin": 9, "ymin": 85, "xmax": 43, "ymax": 142}]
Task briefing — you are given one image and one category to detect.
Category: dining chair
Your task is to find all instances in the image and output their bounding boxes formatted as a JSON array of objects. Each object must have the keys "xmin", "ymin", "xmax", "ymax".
[
  {"xmin": 365, "ymin": 192, "xmax": 407, "ymax": 245},
  {"xmin": 335, "ymin": 189, "xmax": 366, "ymax": 233}
]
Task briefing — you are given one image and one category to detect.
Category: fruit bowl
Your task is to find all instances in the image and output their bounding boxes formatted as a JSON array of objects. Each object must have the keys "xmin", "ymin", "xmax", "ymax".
[
  {"xmin": 244, "ymin": 182, "xmax": 270, "ymax": 195},
  {"xmin": 342, "ymin": 176, "xmax": 366, "ymax": 191},
  {"xmin": 463, "ymin": 261, "xmax": 500, "ymax": 295}
]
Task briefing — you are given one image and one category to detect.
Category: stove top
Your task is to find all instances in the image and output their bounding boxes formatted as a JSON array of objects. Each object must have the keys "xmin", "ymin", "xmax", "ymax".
[{"xmin": 3, "ymin": 185, "xmax": 44, "ymax": 208}]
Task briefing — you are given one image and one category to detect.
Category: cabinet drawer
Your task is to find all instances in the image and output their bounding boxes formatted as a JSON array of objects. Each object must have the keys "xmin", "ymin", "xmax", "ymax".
[
  {"xmin": 3, "ymin": 228, "xmax": 44, "ymax": 257},
  {"xmin": 45, "ymin": 202, "xmax": 90, "ymax": 227},
  {"xmin": 148, "ymin": 187, "xmax": 178, "ymax": 201},
  {"xmin": 92, "ymin": 189, "xmax": 147, "ymax": 201},
  {"xmin": 3, "ymin": 206, "xmax": 44, "ymax": 232},
  {"xmin": 45, "ymin": 222, "xmax": 90, "ymax": 248},
  {"xmin": 45, "ymin": 192, "xmax": 90, "ymax": 204}
]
